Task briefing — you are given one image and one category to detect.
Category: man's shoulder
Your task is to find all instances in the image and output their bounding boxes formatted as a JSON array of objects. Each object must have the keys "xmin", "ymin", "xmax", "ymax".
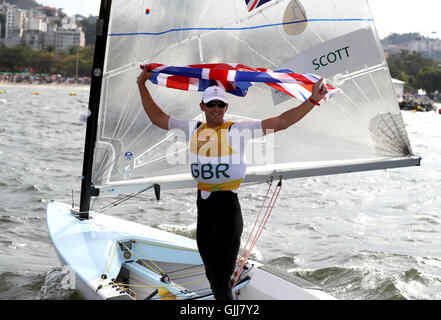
[
  {"xmin": 168, "ymin": 117, "xmax": 199, "ymax": 131},
  {"xmin": 231, "ymin": 119, "xmax": 262, "ymax": 130}
]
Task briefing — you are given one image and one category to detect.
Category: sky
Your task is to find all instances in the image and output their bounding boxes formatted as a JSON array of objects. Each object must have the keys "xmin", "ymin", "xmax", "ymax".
[{"xmin": 38, "ymin": 0, "xmax": 441, "ymax": 39}]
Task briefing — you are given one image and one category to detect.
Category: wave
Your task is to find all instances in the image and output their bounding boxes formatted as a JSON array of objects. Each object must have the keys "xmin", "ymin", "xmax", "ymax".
[
  {"xmin": 287, "ymin": 266, "xmax": 407, "ymax": 300},
  {"xmin": 0, "ymin": 271, "xmax": 45, "ymax": 300},
  {"xmin": 286, "ymin": 254, "xmax": 441, "ymax": 300},
  {"xmin": 157, "ymin": 223, "xmax": 197, "ymax": 239},
  {"xmin": 38, "ymin": 267, "xmax": 81, "ymax": 300}
]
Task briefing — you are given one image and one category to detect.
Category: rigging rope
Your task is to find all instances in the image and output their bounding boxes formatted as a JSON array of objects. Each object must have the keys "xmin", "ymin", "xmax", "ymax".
[
  {"xmin": 95, "ymin": 184, "xmax": 155, "ymax": 213},
  {"xmin": 69, "ymin": 184, "xmax": 152, "ymax": 217},
  {"xmin": 232, "ymin": 176, "xmax": 283, "ymax": 289},
  {"xmin": 132, "ymin": 241, "xmax": 165, "ymax": 275},
  {"xmin": 120, "ymin": 241, "xmax": 165, "ymax": 276},
  {"xmin": 99, "ymin": 240, "xmax": 210, "ymax": 300},
  {"xmin": 96, "ymin": 179, "xmax": 281, "ymax": 299}
]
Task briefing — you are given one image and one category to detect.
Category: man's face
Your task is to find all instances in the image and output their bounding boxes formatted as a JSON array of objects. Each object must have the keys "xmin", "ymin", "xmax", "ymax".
[{"xmin": 200, "ymin": 100, "xmax": 229, "ymax": 124}]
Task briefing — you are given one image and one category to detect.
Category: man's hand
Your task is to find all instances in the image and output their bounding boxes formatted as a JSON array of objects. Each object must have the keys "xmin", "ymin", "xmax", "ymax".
[
  {"xmin": 310, "ymin": 78, "xmax": 328, "ymax": 102},
  {"xmin": 262, "ymin": 77, "xmax": 330, "ymax": 134},
  {"xmin": 137, "ymin": 68, "xmax": 152, "ymax": 85}
]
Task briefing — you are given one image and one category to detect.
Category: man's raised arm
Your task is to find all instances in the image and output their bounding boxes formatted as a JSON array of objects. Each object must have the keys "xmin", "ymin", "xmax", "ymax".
[
  {"xmin": 137, "ymin": 68, "xmax": 170, "ymax": 130},
  {"xmin": 262, "ymin": 78, "xmax": 328, "ymax": 134}
]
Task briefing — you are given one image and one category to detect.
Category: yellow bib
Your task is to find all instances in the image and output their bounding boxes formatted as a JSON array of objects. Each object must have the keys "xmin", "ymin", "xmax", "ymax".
[
  {"xmin": 190, "ymin": 121, "xmax": 235, "ymax": 157},
  {"xmin": 189, "ymin": 121, "xmax": 244, "ymax": 192}
]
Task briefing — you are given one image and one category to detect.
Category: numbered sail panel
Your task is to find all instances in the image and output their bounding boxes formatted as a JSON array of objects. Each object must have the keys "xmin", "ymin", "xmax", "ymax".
[{"xmin": 92, "ymin": 0, "xmax": 416, "ymax": 187}]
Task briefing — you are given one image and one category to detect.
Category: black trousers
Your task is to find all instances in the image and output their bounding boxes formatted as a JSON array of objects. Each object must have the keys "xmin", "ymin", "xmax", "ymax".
[{"xmin": 196, "ymin": 190, "xmax": 243, "ymax": 300}]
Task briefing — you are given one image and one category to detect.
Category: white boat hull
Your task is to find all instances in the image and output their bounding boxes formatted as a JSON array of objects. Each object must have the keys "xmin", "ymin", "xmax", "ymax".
[{"xmin": 47, "ymin": 201, "xmax": 335, "ymax": 300}]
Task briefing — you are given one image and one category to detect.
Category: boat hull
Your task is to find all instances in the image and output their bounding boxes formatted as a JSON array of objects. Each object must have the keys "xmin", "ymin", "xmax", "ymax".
[{"xmin": 47, "ymin": 201, "xmax": 335, "ymax": 300}]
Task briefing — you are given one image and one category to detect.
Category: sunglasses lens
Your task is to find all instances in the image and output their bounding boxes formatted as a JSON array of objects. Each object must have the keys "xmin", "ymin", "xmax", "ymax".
[{"xmin": 206, "ymin": 101, "xmax": 226, "ymax": 108}]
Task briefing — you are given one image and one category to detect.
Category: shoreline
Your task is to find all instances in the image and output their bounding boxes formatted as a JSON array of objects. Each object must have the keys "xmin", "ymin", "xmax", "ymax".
[
  {"xmin": 0, "ymin": 82, "xmax": 90, "ymax": 90},
  {"xmin": 1, "ymin": 83, "xmax": 439, "ymax": 109}
]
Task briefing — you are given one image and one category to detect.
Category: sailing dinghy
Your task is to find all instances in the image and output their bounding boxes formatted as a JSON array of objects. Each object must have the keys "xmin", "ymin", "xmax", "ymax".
[{"xmin": 47, "ymin": 0, "xmax": 420, "ymax": 300}]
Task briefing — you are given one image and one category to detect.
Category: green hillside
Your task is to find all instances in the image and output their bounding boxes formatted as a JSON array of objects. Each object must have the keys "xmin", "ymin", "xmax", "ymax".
[{"xmin": 6, "ymin": 0, "xmax": 40, "ymax": 10}]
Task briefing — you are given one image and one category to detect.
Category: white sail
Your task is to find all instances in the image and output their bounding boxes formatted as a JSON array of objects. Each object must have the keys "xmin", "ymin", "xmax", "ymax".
[{"xmin": 92, "ymin": 0, "xmax": 419, "ymax": 195}]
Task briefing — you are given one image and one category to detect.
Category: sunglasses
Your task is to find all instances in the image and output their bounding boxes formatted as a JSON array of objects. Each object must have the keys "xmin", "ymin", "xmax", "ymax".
[{"xmin": 205, "ymin": 101, "xmax": 227, "ymax": 108}]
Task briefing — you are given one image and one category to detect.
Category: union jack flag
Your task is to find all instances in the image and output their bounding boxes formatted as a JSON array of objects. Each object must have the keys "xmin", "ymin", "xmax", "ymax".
[
  {"xmin": 245, "ymin": 0, "xmax": 272, "ymax": 12},
  {"xmin": 142, "ymin": 63, "xmax": 340, "ymax": 102}
]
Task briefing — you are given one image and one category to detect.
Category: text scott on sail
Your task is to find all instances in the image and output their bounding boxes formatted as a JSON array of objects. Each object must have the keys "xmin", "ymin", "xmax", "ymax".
[{"xmin": 313, "ymin": 46, "xmax": 350, "ymax": 70}]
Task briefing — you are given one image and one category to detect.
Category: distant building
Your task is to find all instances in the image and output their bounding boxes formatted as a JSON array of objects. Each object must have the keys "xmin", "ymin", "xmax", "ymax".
[
  {"xmin": 22, "ymin": 16, "xmax": 47, "ymax": 50},
  {"xmin": 55, "ymin": 27, "xmax": 85, "ymax": 52},
  {"xmin": 0, "ymin": 1, "xmax": 9, "ymax": 10},
  {"xmin": 382, "ymin": 34, "xmax": 441, "ymax": 61},
  {"xmin": 54, "ymin": 15, "xmax": 85, "ymax": 52},
  {"xmin": 0, "ymin": 2, "xmax": 10, "ymax": 45},
  {"xmin": 61, "ymin": 16, "xmax": 77, "ymax": 29},
  {"xmin": 0, "ymin": 1, "xmax": 86, "ymax": 52},
  {"xmin": 5, "ymin": 6, "xmax": 25, "ymax": 47},
  {"xmin": 392, "ymin": 78, "xmax": 405, "ymax": 102},
  {"xmin": 22, "ymin": 30, "xmax": 43, "ymax": 50},
  {"xmin": 43, "ymin": 23, "xmax": 57, "ymax": 50},
  {"xmin": 27, "ymin": 17, "xmax": 47, "ymax": 32}
]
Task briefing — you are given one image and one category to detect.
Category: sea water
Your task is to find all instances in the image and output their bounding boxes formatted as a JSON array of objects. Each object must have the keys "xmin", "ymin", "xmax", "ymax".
[{"xmin": 0, "ymin": 85, "xmax": 440, "ymax": 300}]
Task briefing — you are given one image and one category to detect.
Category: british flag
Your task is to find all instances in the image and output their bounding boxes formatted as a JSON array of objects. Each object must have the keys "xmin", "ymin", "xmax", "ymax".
[
  {"xmin": 245, "ymin": 0, "xmax": 272, "ymax": 12},
  {"xmin": 142, "ymin": 63, "xmax": 340, "ymax": 102}
]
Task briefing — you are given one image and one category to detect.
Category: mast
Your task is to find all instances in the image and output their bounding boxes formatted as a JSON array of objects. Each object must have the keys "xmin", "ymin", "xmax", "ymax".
[{"xmin": 79, "ymin": 0, "xmax": 112, "ymax": 219}]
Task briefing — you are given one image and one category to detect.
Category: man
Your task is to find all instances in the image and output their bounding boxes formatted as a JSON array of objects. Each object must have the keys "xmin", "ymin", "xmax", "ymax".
[{"xmin": 137, "ymin": 67, "xmax": 328, "ymax": 300}]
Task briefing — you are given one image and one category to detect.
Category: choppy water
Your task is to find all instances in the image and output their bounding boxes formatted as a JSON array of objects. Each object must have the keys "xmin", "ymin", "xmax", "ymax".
[{"xmin": 0, "ymin": 85, "xmax": 440, "ymax": 300}]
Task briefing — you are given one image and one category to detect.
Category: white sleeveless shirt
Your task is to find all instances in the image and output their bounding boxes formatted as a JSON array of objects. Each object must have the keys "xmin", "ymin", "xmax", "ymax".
[{"xmin": 168, "ymin": 117, "xmax": 263, "ymax": 198}]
